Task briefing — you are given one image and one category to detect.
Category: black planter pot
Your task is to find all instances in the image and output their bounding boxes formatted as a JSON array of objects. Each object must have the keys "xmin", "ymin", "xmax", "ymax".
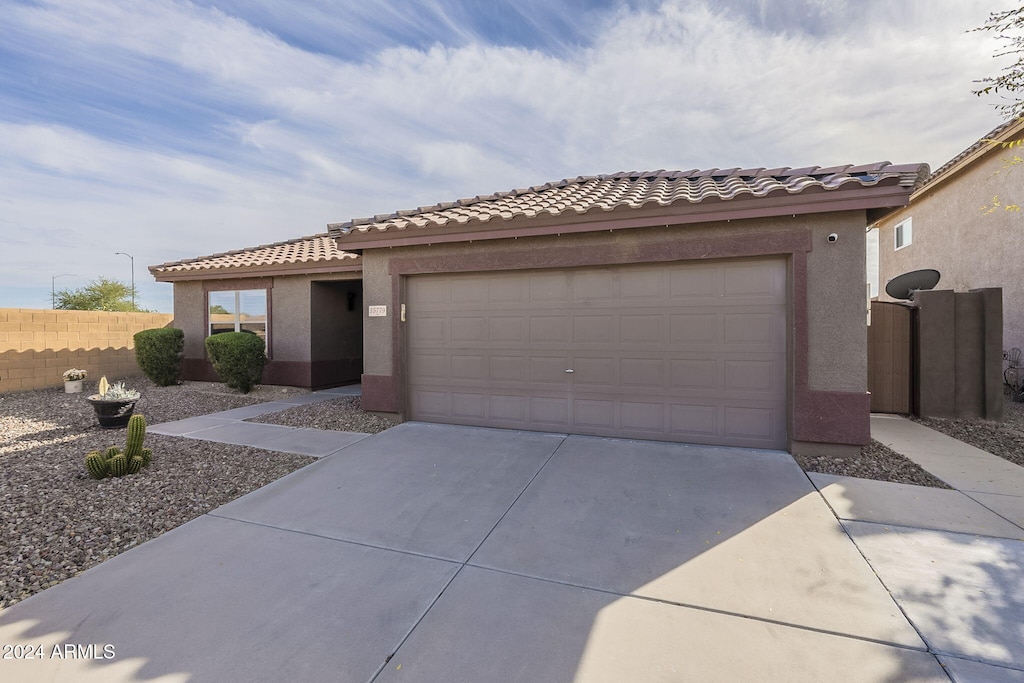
[{"xmin": 87, "ymin": 396, "xmax": 138, "ymax": 429}]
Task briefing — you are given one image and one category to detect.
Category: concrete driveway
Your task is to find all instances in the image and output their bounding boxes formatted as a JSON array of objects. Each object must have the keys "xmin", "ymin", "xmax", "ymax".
[{"xmin": 0, "ymin": 423, "xmax": 946, "ymax": 682}]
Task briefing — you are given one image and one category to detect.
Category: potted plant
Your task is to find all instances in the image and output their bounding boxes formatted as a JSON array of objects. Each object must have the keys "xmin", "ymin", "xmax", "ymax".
[
  {"xmin": 62, "ymin": 368, "xmax": 87, "ymax": 394},
  {"xmin": 86, "ymin": 376, "xmax": 141, "ymax": 429}
]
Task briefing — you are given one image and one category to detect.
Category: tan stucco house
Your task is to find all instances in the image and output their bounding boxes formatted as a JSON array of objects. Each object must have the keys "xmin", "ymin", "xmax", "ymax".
[
  {"xmin": 873, "ymin": 118, "xmax": 1024, "ymax": 351},
  {"xmin": 152, "ymin": 163, "xmax": 929, "ymax": 455}
]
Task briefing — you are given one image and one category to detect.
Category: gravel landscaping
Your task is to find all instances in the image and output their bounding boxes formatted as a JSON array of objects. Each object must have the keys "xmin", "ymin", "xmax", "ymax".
[
  {"xmin": 0, "ymin": 379, "xmax": 317, "ymax": 609},
  {"xmin": 913, "ymin": 391, "xmax": 1024, "ymax": 468},
  {"xmin": 250, "ymin": 394, "xmax": 398, "ymax": 433},
  {"xmin": 792, "ymin": 440, "xmax": 952, "ymax": 489}
]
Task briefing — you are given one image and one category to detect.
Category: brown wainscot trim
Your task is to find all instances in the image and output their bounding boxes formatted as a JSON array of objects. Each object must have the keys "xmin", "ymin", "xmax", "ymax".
[
  {"xmin": 360, "ymin": 374, "xmax": 400, "ymax": 412},
  {"xmin": 792, "ymin": 389, "xmax": 871, "ymax": 446},
  {"xmin": 181, "ymin": 357, "xmax": 316, "ymax": 389}
]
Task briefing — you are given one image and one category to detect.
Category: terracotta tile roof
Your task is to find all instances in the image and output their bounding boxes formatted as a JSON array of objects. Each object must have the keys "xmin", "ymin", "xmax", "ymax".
[
  {"xmin": 328, "ymin": 163, "xmax": 928, "ymax": 238},
  {"xmin": 149, "ymin": 233, "xmax": 358, "ymax": 275}
]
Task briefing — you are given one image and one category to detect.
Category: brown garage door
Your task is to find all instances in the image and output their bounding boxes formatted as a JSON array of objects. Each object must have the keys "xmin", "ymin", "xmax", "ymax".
[{"xmin": 406, "ymin": 258, "xmax": 788, "ymax": 449}]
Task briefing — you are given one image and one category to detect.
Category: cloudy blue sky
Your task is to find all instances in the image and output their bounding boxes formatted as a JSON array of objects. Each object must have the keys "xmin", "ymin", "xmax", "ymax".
[{"xmin": 0, "ymin": 0, "xmax": 1013, "ymax": 312}]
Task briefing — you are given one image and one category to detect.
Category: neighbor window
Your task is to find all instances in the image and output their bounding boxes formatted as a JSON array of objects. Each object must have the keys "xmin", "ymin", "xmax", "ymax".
[
  {"xmin": 894, "ymin": 217, "xmax": 912, "ymax": 250},
  {"xmin": 208, "ymin": 289, "xmax": 269, "ymax": 349}
]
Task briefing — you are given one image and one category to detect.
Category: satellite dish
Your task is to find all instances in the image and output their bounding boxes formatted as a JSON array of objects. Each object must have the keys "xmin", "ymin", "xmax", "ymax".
[{"xmin": 885, "ymin": 269, "xmax": 941, "ymax": 300}]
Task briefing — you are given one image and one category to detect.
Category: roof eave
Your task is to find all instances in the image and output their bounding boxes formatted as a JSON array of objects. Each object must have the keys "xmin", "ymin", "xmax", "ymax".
[
  {"xmin": 329, "ymin": 184, "xmax": 914, "ymax": 251},
  {"xmin": 918, "ymin": 118, "xmax": 1024, "ymax": 198},
  {"xmin": 150, "ymin": 259, "xmax": 362, "ymax": 283}
]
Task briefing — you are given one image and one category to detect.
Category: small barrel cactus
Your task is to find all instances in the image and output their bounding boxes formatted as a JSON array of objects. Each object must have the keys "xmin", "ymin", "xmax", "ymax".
[
  {"xmin": 140, "ymin": 448, "xmax": 153, "ymax": 467},
  {"xmin": 106, "ymin": 446, "xmax": 121, "ymax": 460},
  {"xmin": 85, "ymin": 451, "xmax": 108, "ymax": 479},
  {"xmin": 127, "ymin": 455, "xmax": 144, "ymax": 475},
  {"xmin": 108, "ymin": 453, "xmax": 128, "ymax": 477}
]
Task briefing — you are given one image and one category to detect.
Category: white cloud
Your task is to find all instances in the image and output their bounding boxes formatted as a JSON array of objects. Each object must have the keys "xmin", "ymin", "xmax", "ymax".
[{"xmin": 0, "ymin": 0, "xmax": 1012, "ymax": 311}]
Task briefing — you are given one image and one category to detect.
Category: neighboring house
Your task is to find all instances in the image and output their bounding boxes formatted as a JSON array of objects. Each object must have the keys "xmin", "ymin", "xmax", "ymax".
[
  {"xmin": 150, "ymin": 234, "xmax": 363, "ymax": 389},
  {"xmin": 873, "ymin": 118, "xmax": 1024, "ymax": 352},
  {"xmin": 153, "ymin": 164, "xmax": 928, "ymax": 454}
]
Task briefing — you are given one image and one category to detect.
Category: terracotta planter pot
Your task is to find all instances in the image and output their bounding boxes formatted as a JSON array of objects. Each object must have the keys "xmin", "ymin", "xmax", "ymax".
[
  {"xmin": 87, "ymin": 396, "xmax": 138, "ymax": 429},
  {"xmin": 64, "ymin": 380, "xmax": 83, "ymax": 394}
]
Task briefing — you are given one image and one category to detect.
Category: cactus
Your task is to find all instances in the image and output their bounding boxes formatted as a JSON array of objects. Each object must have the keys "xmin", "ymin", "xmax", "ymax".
[
  {"xmin": 98, "ymin": 375, "xmax": 109, "ymax": 398},
  {"xmin": 125, "ymin": 414, "xmax": 146, "ymax": 459},
  {"xmin": 85, "ymin": 451, "xmax": 108, "ymax": 479},
  {"xmin": 108, "ymin": 454, "xmax": 128, "ymax": 477},
  {"xmin": 85, "ymin": 414, "xmax": 153, "ymax": 479}
]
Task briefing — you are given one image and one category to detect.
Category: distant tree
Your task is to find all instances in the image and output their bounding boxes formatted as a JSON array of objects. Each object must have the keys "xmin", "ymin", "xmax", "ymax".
[
  {"xmin": 54, "ymin": 277, "xmax": 145, "ymax": 312},
  {"xmin": 973, "ymin": 4, "xmax": 1023, "ymax": 214},
  {"xmin": 973, "ymin": 4, "xmax": 1024, "ymax": 119},
  {"xmin": 209, "ymin": 304, "xmax": 230, "ymax": 314}
]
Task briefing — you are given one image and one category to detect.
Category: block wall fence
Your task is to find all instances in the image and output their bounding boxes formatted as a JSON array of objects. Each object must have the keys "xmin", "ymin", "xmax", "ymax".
[{"xmin": 0, "ymin": 309, "xmax": 174, "ymax": 393}]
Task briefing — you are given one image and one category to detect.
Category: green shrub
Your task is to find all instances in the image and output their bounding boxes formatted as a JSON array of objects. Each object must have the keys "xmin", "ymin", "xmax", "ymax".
[
  {"xmin": 204, "ymin": 332, "xmax": 267, "ymax": 393},
  {"xmin": 134, "ymin": 328, "xmax": 184, "ymax": 386}
]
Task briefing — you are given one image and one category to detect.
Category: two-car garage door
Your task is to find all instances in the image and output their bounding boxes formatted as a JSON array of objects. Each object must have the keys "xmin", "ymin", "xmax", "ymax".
[{"xmin": 406, "ymin": 258, "xmax": 788, "ymax": 449}]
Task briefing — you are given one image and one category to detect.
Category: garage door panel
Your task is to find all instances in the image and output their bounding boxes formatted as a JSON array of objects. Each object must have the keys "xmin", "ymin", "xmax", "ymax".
[
  {"xmin": 669, "ymin": 404, "xmax": 719, "ymax": 437},
  {"xmin": 407, "ymin": 258, "xmax": 788, "ymax": 449},
  {"xmin": 411, "ymin": 389, "xmax": 450, "ymax": 418},
  {"xmin": 489, "ymin": 395, "xmax": 527, "ymax": 422},
  {"xmin": 450, "ymin": 354, "xmax": 485, "ymax": 380},
  {"xmin": 670, "ymin": 313, "xmax": 721, "ymax": 344},
  {"xmin": 410, "ymin": 353, "xmax": 449, "ymax": 380},
  {"xmin": 573, "ymin": 315, "xmax": 615, "ymax": 343},
  {"xmin": 488, "ymin": 317, "xmax": 525, "ymax": 343},
  {"xmin": 530, "ymin": 356, "xmax": 571, "ymax": 384},
  {"xmin": 451, "ymin": 316, "xmax": 487, "ymax": 342},
  {"xmin": 571, "ymin": 272, "xmax": 615, "ymax": 301},
  {"xmin": 621, "ymin": 402, "xmax": 667, "ymax": 432},
  {"xmin": 529, "ymin": 316, "xmax": 569, "ymax": 343},
  {"xmin": 620, "ymin": 358, "xmax": 666, "ymax": 389},
  {"xmin": 670, "ymin": 359, "xmax": 719, "ymax": 391},
  {"xmin": 529, "ymin": 272, "xmax": 570, "ymax": 301},
  {"xmin": 410, "ymin": 317, "xmax": 447, "ymax": 343},
  {"xmin": 724, "ymin": 406, "xmax": 780, "ymax": 440},
  {"xmin": 620, "ymin": 315, "xmax": 664, "ymax": 344},
  {"xmin": 620, "ymin": 269, "xmax": 665, "ymax": 299},
  {"xmin": 573, "ymin": 399, "xmax": 615, "ymax": 429},
  {"xmin": 487, "ymin": 277, "xmax": 525, "ymax": 303},
  {"xmin": 529, "ymin": 397, "xmax": 570, "ymax": 426},
  {"xmin": 451, "ymin": 393, "xmax": 487, "ymax": 419}
]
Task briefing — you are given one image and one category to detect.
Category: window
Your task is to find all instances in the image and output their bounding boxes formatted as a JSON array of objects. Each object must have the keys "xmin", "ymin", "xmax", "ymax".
[
  {"xmin": 894, "ymin": 217, "xmax": 912, "ymax": 250},
  {"xmin": 208, "ymin": 289, "xmax": 269, "ymax": 349}
]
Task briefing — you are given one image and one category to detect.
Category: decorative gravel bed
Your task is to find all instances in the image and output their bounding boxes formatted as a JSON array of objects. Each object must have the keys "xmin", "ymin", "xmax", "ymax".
[
  {"xmin": 249, "ymin": 395, "xmax": 398, "ymax": 433},
  {"xmin": 792, "ymin": 440, "xmax": 952, "ymax": 489},
  {"xmin": 913, "ymin": 392, "xmax": 1024, "ymax": 468},
  {"xmin": 0, "ymin": 380, "xmax": 314, "ymax": 609}
]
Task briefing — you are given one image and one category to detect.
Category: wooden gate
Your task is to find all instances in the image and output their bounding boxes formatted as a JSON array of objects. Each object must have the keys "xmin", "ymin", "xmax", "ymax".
[{"xmin": 867, "ymin": 301, "xmax": 913, "ymax": 413}]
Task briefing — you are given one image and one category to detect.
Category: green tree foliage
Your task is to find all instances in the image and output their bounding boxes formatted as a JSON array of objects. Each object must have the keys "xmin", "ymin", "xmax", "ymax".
[
  {"xmin": 973, "ymin": 5, "xmax": 1024, "ymax": 119},
  {"xmin": 54, "ymin": 277, "xmax": 144, "ymax": 312}
]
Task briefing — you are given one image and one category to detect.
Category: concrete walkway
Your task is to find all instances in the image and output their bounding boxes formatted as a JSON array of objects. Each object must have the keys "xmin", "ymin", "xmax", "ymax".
[
  {"xmin": 0, "ymin": 406, "xmax": 1022, "ymax": 681},
  {"xmin": 808, "ymin": 414, "xmax": 1024, "ymax": 681},
  {"xmin": 148, "ymin": 384, "xmax": 368, "ymax": 457}
]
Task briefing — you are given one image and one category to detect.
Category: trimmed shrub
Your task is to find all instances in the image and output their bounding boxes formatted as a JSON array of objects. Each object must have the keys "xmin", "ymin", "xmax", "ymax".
[
  {"xmin": 134, "ymin": 328, "xmax": 184, "ymax": 386},
  {"xmin": 204, "ymin": 332, "xmax": 267, "ymax": 393}
]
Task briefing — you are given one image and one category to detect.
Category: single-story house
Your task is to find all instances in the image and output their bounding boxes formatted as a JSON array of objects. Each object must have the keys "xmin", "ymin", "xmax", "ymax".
[
  {"xmin": 152, "ymin": 164, "xmax": 929, "ymax": 455},
  {"xmin": 873, "ymin": 118, "xmax": 1024, "ymax": 352},
  {"xmin": 150, "ymin": 234, "xmax": 363, "ymax": 389}
]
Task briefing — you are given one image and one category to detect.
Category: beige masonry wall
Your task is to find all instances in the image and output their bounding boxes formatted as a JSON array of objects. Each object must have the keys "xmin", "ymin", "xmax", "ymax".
[{"xmin": 0, "ymin": 309, "xmax": 173, "ymax": 393}]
